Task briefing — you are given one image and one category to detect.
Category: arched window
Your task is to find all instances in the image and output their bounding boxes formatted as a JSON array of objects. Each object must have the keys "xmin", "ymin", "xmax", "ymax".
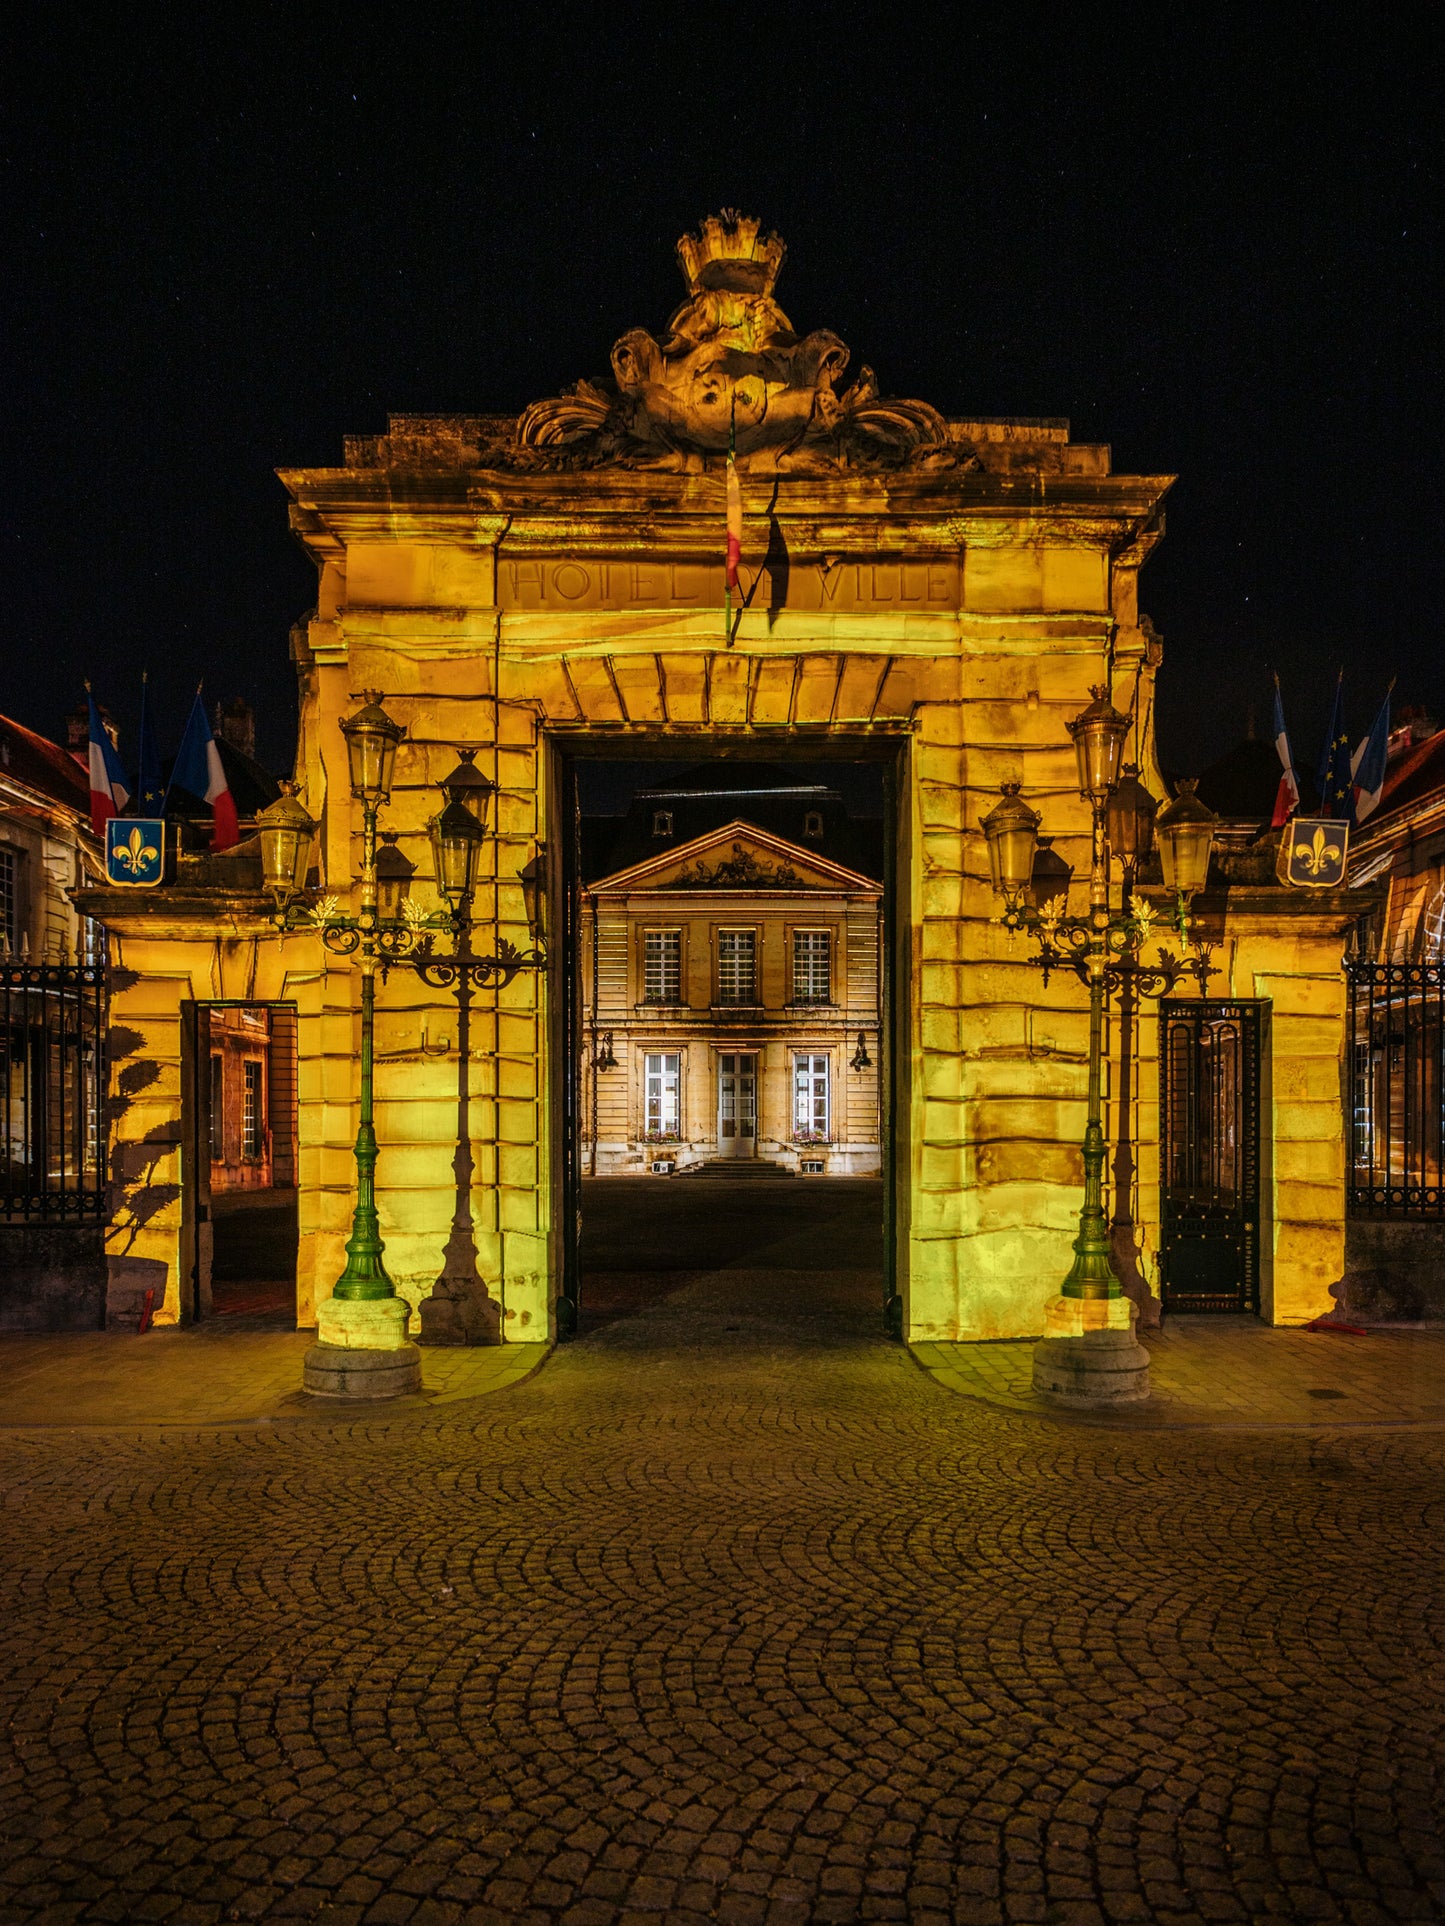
[{"xmin": 652, "ymin": 809, "xmax": 673, "ymax": 838}]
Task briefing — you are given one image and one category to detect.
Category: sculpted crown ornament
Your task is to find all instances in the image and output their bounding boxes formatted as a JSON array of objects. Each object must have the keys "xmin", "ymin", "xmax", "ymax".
[
  {"xmin": 514, "ymin": 211, "xmax": 967, "ymax": 476},
  {"xmin": 675, "ymin": 210, "xmax": 786, "ymax": 297}
]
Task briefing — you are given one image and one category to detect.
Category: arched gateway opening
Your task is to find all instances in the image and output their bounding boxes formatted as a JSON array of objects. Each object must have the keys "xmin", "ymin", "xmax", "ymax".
[
  {"xmin": 561, "ymin": 746, "xmax": 902, "ymax": 1337},
  {"xmin": 79, "ymin": 213, "xmax": 1360, "ymax": 1344}
]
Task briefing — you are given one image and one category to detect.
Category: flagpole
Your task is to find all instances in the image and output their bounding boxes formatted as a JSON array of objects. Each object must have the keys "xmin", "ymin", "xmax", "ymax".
[{"xmin": 725, "ymin": 396, "xmax": 736, "ymax": 648}]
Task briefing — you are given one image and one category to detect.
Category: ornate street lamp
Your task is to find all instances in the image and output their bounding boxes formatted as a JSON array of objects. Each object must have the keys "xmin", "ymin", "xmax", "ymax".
[
  {"xmin": 980, "ymin": 693, "xmax": 1218, "ymax": 1407},
  {"xmin": 259, "ymin": 701, "xmax": 546, "ymax": 1393}
]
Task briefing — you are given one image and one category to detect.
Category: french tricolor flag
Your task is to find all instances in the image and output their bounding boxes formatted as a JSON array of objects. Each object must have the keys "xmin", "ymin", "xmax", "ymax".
[
  {"xmin": 1270, "ymin": 679, "xmax": 1300, "ymax": 827},
  {"xmin": 169, "ymin": 693, "xmax": 239, "ymax": 850},
  {"xmin": 86, "ymin": 688, "xmax": 130, "ymax": 836},
  {"xmin": 1351, "ymin": 688, "xmax": 1392, "ymax": 825}
]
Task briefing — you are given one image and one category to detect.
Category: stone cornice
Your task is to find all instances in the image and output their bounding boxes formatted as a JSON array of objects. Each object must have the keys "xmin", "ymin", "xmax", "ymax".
[{"xmin": 281, "ymin": 466, "xmax": 1174, "ymax": 566}]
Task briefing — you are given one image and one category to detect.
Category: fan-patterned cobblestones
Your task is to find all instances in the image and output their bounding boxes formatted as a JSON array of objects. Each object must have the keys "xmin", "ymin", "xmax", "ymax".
[{"xmin": 1, "ymin": 1262, "xmax": 1442, "ymax": 1924}]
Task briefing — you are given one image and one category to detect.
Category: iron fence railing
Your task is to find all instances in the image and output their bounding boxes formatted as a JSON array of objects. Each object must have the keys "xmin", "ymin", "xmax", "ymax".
[
  {"xmin": 0, "ymin": 961, "xmax": 106, "ymax": 1220},
  {"xmin": 1346, "ymin": 958, "xmax": 1445, "ymax": 1216}
]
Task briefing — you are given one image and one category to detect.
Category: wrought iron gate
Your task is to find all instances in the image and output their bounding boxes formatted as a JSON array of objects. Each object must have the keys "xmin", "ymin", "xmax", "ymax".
[
  {"xmin": 1159, "ymin": 999, "xmax": 1264, "ymax": 1313},
  {"xmin": 1, "ymin": 961, "xmax": 107, "ymax": 1220},
  {"xmin": 1345, "ymin": 959, "xmax": 1445, "ymax": 1215}
]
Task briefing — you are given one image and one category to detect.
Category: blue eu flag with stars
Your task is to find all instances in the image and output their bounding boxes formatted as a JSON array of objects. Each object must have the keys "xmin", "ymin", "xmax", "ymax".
[{"xmin": 1317, "ymin": 673, "xmax": 1353, "ymax": 820}]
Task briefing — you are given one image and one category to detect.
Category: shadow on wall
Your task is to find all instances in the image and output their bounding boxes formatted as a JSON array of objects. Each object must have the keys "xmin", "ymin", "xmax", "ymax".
[
  {"xmin": 1337, "ymin": 1221, "xmax": 1445, "ymax": 1323},
  {"xmin": 102, "ymin": 1001, "xmax": 180, "ymax": 1330}
]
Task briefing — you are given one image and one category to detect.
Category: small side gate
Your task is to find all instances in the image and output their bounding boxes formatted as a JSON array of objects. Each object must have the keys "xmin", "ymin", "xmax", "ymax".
[{"xmin": 1159, "ymin": 999, "xmax": 1265, "ymax": 1313}]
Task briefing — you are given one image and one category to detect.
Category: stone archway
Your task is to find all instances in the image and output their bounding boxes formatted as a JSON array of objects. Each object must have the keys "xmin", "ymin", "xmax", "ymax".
[{"xmin": 83, "ymin": 214, "xmax": 1358, "ymax": 1339}]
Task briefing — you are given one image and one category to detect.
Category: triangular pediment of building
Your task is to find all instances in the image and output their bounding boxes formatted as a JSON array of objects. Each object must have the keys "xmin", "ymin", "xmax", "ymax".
[{"xmin": 588, "ymin": 819, "xmax": 880, "ymax": 895}]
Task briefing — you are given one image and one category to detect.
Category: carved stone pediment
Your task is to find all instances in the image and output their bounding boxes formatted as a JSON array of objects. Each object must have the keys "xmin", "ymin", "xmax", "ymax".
[
  {"xmin": 512, "ymin": 211, "xmax": 973, "ymax": 476},
  {"xmin": 673, "ymin": 843, "xmax": 806, "ymax": 890}
]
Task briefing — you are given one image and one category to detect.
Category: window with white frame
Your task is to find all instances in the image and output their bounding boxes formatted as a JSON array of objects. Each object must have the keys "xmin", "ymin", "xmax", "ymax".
[
  {"xmin": 717, "ymin": 928, "xmax": 757, "ymax": 1004},
  {"xmin": 0, "ymin": 846, "xmax": 17, "ymax": 954},
  {"xmin": 644, "ymin": 1053, "xmax": 681, "ymax": 1138},
  {"xmin": 643, "ymin": 928, "xmax": 682, "ymax": 1002},
  {"xmin": 793, "ymin": 928, "xmax": 831, "ymax": 1003},
  {"xmin": 794, "ymin": 1054, "xmax": 830, "ymax": 1141},
  {"xmin": 242, "ymin": 1059, "xmax": 264, "ymax": 1159}
]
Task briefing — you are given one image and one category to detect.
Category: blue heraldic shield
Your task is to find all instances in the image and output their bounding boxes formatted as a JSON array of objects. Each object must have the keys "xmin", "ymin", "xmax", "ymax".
[{"xmin": 105, "ymin": 818, "xmax": 165, "ymax": 888}]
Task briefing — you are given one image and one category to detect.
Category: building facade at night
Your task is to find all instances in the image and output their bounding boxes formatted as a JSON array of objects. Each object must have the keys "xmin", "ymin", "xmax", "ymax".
[
  {"xmin": 580, "ymin": 819, "xmax": 882, "ymax": 1176},
  {"xmin": 75, "ymin": 214, "xmax": 1369, "ymax": 1343}
]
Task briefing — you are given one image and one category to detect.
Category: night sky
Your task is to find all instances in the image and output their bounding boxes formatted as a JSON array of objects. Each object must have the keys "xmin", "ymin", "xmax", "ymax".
[{"xmin": 5, "ymin": 11, "xmax": 1438, "ymax": 779}]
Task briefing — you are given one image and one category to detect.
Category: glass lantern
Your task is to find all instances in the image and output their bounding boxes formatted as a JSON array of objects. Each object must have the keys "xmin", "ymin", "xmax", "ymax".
[
  {"xmin": 1066, "ymin": 686, "xmax": 1130, "ymax": 803},
  {"xmin": 979, "ymin": 783, "xmax": 1042, "ymax": 902},
  {"xmin": 338, "ymin": 695, "xmax": 405, "ymax": 805},
  {"xmin": 1106, "ymin": 764, "xmax": 1158, "ymax": 871},
  {"xmin": 1155, "ymin": 778, "xmax": 1218, "ymax": 898},
  {"xmin": 440, "ymin": 748, "xmax": 497, "ymax": 827},
  {"xmin": 374, "ymin": 832, "xmax": 416, "ymax": 922},
  {"xmin": 429, "ymin": 800, "xmax": 486, "ymax": 907},
  {"xmin": 256, "ymin": 782, "xmax": 317, "ymax": 902}
]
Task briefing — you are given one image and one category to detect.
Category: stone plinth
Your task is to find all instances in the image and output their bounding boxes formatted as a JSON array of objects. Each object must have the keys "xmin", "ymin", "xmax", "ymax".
[
  {"xmin": 304, "ymin": 1295, "xmax": 422, "ymax": 1399},
  {"xmin": 1032, "ymin": 1292, "xmax": 1150, "ymax": 1406}
]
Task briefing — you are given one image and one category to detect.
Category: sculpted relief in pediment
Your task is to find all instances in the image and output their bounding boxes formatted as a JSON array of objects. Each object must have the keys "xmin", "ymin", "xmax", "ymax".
[{"xmin": 513, "ymin": 211, "xmax": 972, "ymax": 476}]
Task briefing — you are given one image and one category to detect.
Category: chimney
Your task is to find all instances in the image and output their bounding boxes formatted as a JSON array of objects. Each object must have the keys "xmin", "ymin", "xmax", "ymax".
[
  {"xmin": 213, "ymin": 696, "xmax": 256, "ymax": 761},
  {"xmin": 66, "ymin": 699, "xmax": 118, "ymax": 762}
]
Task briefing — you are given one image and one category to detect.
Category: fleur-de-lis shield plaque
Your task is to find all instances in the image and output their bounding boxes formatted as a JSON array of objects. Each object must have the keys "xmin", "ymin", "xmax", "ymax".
[
  {"xmin": 1276, "ymin": 817, "xmax": 1348, "ymax": 889},
  {"xmin": 105, "ymin": 818, "xmax": 165, "ymax": 887}
]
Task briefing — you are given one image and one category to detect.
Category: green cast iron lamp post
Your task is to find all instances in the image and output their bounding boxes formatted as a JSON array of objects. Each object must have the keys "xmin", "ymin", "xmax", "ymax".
[
  {"xmin": 980, "ymin": 688, "xmax": 1219, "ymax": 1403},
  {"xmin": 257, "ymin": 700, "xmax": 545, "ymax": 1393}
]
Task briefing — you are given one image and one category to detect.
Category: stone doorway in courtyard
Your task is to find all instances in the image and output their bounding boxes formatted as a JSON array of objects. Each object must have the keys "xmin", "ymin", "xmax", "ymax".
[
  {"xmin": 180, "ymin": 1001, "xmax": 299, "ymax": 1325},
  {"xmin": 559, "ymin": 746, "xmax": 902, "ymax": 1336}
]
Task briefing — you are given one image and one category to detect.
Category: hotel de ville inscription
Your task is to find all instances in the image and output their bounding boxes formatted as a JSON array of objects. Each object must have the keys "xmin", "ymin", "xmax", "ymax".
[{"xmin": 498, "ymin": 558, "xmax": 961, "ymax": 614}]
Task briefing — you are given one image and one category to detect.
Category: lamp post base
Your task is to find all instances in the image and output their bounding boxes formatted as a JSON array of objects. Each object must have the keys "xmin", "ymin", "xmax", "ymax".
[
  {"xmin": 303, "ymin": 1342, "xmax": 423, "ymax": 1399},
  {"xmin": 1031, "ymin": 1293, "xmax": 1151, "ymax": 1407},
  {"xmin": 303, "ymin": 1295, "xmax": 423, "ymax": 1399}
]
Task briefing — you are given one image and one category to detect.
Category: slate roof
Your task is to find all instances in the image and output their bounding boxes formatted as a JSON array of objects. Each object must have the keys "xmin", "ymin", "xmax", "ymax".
[
  {"xmin": 0, "ymin": 713, "xmax": 89, "ymax": 815},
  {"xmin": 582, "ymin": 762, "xmax": 884, "ymax": 883}
]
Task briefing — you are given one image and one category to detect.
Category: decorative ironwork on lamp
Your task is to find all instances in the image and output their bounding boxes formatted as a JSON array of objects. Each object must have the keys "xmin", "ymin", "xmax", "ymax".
[{"xmin": 850, "ymin": 1032, "xmax": 873, "ymax": 1072}]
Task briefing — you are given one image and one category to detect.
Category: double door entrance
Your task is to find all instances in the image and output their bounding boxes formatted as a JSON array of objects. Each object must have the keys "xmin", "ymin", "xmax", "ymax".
[{"xmin": 716, "ymin": 1053, "xmax": 757, "ymax": 1159}]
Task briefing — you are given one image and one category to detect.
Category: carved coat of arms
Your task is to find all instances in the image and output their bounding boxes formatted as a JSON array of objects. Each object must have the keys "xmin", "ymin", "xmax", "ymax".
[
  {"xmin": 1276, "ymin": 818, "xmax": 1349, "ymax": 888},
  {"xmin": 105, "ymin": 818, "xmax": 166, "ymax": 888},
  {"xmin": 513, "ymin": 211, "xmax": 971, "ymax": 476}
]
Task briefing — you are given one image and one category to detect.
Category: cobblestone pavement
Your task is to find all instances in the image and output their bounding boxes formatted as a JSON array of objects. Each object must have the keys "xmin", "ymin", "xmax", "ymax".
[
  {"xmin": 0, "ymin": 1327, "xmax": 548, "ymax": 1428},
  {"xmin": 914, "ymin": 1322, "xmax": 1445, "ymax": 1429},
  {"xmin": 2, "ymin": 1186, "xmax": 1443, "ymax": 1923}
]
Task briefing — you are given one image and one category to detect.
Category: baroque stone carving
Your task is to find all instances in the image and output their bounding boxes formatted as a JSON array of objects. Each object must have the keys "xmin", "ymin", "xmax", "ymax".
[
  {"xmin": 674, "ymin": 844, "xmax": 807, "ymax": 889},
  {"xmin": 513, "ymin": 211, "xmax": 971, "ymax": 475}
]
